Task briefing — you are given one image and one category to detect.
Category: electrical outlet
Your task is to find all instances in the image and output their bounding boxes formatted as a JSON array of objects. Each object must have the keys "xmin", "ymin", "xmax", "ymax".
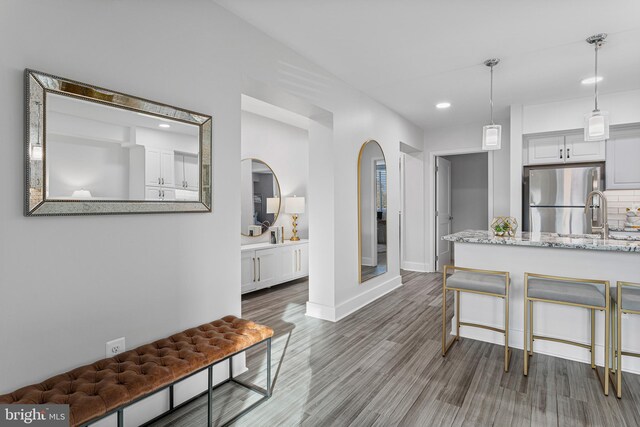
[{"xmin": 106, "ymin": 337, "xmax": 125, "ymax": 358}]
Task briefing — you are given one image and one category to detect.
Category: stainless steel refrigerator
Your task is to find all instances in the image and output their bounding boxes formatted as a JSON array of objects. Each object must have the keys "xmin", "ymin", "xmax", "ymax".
[{"xmin": 523, "ymin": 163, "xmax": 605, "ymax": 234}]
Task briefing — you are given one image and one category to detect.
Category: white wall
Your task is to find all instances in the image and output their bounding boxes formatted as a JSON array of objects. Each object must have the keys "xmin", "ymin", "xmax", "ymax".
[
  {"xmin": 47, "ymin": 139, "xmax": 130, "ymax": 199},
  {"xmin": 443, "ymin": 153, "xmax": 489, "ymax": 233},
  {"xmin": 241, "ymin": 111, "xmax": 309, "ymax": 244},
  {"xmin": 0, "ymin": 1, "xmax": 423, "ymax": 414},
  {"xmin": 401, "ymin": 151, "xmax": 426, "ymax": 272},
  {"xmin": 423, "ymin": 121, "xmax": 511, "ymax": 271}
]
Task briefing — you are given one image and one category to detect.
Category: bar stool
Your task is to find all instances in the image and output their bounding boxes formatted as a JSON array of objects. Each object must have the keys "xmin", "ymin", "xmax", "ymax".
[
  {"xmin": 611, "ymin": 281, "xmax": 640, "ymax": 398},
  {"xmin": 442, "ymin": 265, "xmax": 511, "ymax": 372},
  {"xmin": 523, "ymin": 272, "xmax": 610, "ymax": 395}
]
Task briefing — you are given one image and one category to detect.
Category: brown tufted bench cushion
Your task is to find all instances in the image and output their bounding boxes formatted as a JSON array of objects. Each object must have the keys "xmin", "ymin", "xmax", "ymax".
[{"xmin": 0, "ymin": 316, "xmax": 273, "ymax": 427}]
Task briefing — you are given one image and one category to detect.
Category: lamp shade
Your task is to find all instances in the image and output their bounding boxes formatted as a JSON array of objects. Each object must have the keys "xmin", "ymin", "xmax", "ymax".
[
  {"xmin": 266, "ymin": 197, "xmax": 280, "ymax": 214},
  {"xmin": 584, "ymin": 110, "xmax": 609, "ymax": 141},
  {"xmin": 285, "ymin": 196, "xmax": 305, "ymax": 214},
  {"xmin": 71, "ymin": 189, "xmax": 92, "ymax": 199},
  {"xmin": 482, "ymin": 124, "xmax": 502, "ymax": 150}
]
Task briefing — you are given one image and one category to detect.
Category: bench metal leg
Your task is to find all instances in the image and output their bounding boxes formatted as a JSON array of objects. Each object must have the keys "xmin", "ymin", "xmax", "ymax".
[
  {"xmin": 207, "ymin": 366, "xmax": 213, "ymax": 427},
  {"xmin": 117, "ymin": 409, "xmax": 123, "ymax": 427},
  {"xmin": 169, "ymin": 385, "xmax": 174, "ymax": 411},
  {"xmin": 266, "ymin": 337, "xmax": 272, "ymax": 397}
]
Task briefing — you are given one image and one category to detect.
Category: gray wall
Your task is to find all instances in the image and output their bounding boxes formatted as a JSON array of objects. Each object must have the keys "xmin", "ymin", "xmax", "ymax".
[{"xmin": 443, "ymin": 152, "xmax": 489, "ymax": 233}]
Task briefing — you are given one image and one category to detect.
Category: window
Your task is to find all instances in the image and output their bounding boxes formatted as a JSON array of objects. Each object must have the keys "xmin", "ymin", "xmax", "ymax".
[{"xmin": 375, "ymin": 160, "xmax": 387, "ymax": 212}]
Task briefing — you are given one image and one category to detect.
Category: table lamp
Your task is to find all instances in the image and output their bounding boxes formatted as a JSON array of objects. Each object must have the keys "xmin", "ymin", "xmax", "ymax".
[{"xmin": 285, "ymin": 196, "xmax": 305, "ymax": 241}]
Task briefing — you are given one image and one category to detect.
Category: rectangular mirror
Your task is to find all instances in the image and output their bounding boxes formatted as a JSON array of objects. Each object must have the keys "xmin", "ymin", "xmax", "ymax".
[{"xmin": 25, "ymin": 70, "xmax": 212, "ymax": 216}]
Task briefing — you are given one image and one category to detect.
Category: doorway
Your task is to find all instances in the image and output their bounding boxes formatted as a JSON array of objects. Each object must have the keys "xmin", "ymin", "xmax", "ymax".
[{"xmin": 435, "ymin": 152, "xmax": 489, "ymax": 271}]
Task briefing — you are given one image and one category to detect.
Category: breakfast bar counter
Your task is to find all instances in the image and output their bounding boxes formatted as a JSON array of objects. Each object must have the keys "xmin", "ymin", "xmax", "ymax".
[{"xmin": 442, "ymin": 230, "xmax": 640, "ymax": 373}]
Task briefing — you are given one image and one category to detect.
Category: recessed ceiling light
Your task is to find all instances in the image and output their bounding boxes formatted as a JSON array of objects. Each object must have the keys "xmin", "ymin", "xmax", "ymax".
[
  {"xmin": 581, "ymin": 76, "xmax": 603, "ymax": 85},
  {"xmin": 436, "ymin": 102, "xmax": 451, "ymax": 109},
  {"xmin": 158, "ymin": 123, "xmax": 171, "ymax": 128}
]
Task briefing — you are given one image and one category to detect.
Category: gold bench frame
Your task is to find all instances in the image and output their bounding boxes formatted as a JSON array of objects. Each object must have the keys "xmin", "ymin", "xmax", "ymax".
[
  {"xmin": 523, "ymin": 272, "xmax": 610, "ymax": 396},
  {"xmin": 610, "ymin": 281, "xmax": 640, "ymax": 399},
  {"xmin": 442, "ymin": 265, "xmax": 511, "ymax": 372}
]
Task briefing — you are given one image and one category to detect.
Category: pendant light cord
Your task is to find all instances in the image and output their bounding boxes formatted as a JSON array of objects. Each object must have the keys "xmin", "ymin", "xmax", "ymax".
[
  {"xmin": 490, "ymin": 64, "xmax": 494, "ymax": 125},
  {"xmin": 594, "ymin": 41, "xmax": 599, "ymax": 112}
]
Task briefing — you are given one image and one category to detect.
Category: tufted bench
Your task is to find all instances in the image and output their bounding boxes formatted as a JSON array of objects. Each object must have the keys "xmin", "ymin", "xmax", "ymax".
[{"xmin": 0, "ymin": 316, "xmax": 274, "ymax": 427}]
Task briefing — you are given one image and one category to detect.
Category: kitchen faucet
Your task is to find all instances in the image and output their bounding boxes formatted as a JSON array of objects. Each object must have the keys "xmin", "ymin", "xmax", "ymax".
[{"xmin": 585, "ymin": 190, "xmax": 609, "ymax": 238}]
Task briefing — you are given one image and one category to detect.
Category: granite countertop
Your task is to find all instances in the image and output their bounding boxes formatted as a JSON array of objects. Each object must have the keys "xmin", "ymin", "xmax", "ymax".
[{"xmin": 443, "ymin": 230, "xmax": 640, "ymax": 253}]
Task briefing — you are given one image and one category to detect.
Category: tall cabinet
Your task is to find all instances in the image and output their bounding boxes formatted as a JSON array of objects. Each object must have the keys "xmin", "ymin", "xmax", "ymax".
[{"xmin": 241, "ymin": 240, "xmax": 309, "ymax": 294}]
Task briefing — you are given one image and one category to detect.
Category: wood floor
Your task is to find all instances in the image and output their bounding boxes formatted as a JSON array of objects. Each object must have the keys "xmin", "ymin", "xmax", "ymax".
[{"xmin": 152, "ymin": 271, "xmax": 640, "ymax": 426}]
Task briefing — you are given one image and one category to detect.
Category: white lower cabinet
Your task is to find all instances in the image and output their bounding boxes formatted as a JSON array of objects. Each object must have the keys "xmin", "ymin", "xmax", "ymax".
[{"xmin": 241, "ymin": 240, "xmax": 309, "ymax": 294}]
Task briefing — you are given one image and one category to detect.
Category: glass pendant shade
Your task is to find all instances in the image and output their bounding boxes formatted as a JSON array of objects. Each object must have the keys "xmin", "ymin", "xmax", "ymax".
[
  {"xmin": 31, "ymin": 144, "xmax": 43, "ymax": 161},
  {"xmin": 584, "ymin": 110, "xmax": 609, "ymax": 141},
  {"xmin": 482, "ymin": 124, "xmax": 502, "ymax": 150}
]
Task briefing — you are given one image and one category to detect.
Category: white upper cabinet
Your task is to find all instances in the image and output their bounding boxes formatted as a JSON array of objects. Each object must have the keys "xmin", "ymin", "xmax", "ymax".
[
  {"xmin": 564, "ymin": 134, "xmax": 605, "ymax": 164},
  {"xmin": 606, "ymin": 130, "xmax": 640, "ymax": 190},
  {"xmin": 526, "ymin": 135, "xmax": 564, "ymax": 165},
  {"xmin": 145, "ymin": 149, "xmax": 162, "ymax": 185},
  {"xmin": 525, "ymin": 132, "xmax": 605, "ymax": 165},
  {"xmin": 145, "ymin": 148, "xmax": 175, "ymax": 187},
  {"xmin": 175, "ymin": 153, "xmax": 199, "ymax": 190}
]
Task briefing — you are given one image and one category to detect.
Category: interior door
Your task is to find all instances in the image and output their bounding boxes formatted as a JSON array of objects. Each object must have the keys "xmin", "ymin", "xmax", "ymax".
[{"xmin": 436, "ymin": 157, "xmax": 452, "ymax": 272}]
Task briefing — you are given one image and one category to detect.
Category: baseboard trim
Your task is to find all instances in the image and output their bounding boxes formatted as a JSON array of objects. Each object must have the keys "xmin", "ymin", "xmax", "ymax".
[
  {"xmin": 305, "ymin": 301, "xmax": 337, "ymax": 321},
  {"xmin": 306, "ymin": 275, "xmax": 403, "ymax": 323},
  {"xmin": 401, "ymin": 261, "xmax": 429, "ymax": 272},
  {"xmin": 334, "ymin": 275, "xmax": 403, "ymax": 321}
]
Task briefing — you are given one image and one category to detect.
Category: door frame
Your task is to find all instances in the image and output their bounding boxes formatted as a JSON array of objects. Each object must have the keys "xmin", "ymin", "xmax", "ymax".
[{"xmin": 430, "ymin": 148, "xmax": 494, "ymax": 271}]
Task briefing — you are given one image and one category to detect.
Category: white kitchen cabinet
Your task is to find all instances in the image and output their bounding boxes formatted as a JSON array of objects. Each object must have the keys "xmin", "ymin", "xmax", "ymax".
[
  {"xmin": 175, "ymin": 153, "xmax": 199, "ymax": 190},
  {"xmin": 241, "ymin": 240, "xmax": 309, "ymax": 294},
  {"xmin": 241, "ymin": 251, "xmax": 257, "ymax": 293},
  {"xmin": 525, "ymin": 133, "xmax": 605, "ymax": 165},
  {"xmin": 526, "ymin": 135, "xmax": 564, "ymax": 165},
  {"xmin": 145, "ymin": 148, "xmax": 175, "ymax": 187},
  {"xmin": 564, "ymin": 134, "xmax": 605, "ymax": 163},
  {"xmin": 145, "ymin": 187, "xmax": 176, "ymax": 201},
  {"xmin": 606, "ymin": 129, "xmax": 640, "ymax": 190}
]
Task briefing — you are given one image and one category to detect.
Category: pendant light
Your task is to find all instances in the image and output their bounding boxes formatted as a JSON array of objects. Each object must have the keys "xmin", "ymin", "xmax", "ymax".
[
  {"xmin": 482, "ymin": 58, "xmax": 501, "ymax": 150},
  {"xmin": 584, "ymin": 33, "xmax": 609, "ymax": 141}
]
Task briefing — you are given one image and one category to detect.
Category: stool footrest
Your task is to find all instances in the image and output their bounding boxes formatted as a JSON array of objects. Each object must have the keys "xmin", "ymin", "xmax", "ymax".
[
  {"xmin": 532, "ymin": 334, "xmax": 591, "ymax": 350},
  {"xmin": 459, "ymin": 321, "xmax": 505, "ymax": 334}
]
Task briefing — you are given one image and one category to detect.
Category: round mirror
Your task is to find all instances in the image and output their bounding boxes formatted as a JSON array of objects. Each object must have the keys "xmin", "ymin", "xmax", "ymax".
[{"xmin": 241, "ymin": 158, "xmax": 281, "ymax": 237}]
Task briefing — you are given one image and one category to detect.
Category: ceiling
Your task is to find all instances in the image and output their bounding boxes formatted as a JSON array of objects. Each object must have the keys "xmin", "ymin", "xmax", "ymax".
[{"xmin": 214, "ymin": 0, "xmax": 640, "ymax": 131}]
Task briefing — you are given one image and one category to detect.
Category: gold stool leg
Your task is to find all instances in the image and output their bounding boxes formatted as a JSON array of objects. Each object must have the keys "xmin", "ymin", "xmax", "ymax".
[
  {"xmin": 524, "ymin": 298, "xmax": 529, "ymax": 376},
  {"xmin": 456, "ymin": 290, "xmax": 461, "ymax": 340},
  {"xmin": 604, "ymin": 287, "xmax": 610, "ymax": 396},
  {"xmin": 617, "ymin": 285, "xmax": 623, "ymax": 398},
  {"xmin": 591, "ymin": 309, "xmax": 596, "ymax": 369},
  {"xmin": 442, "ymin": 268, "xmax": 457, "ymax": 356},
  {"xmin": 504, "ymin": 293, "xmax": 510, "ymax": 372}
]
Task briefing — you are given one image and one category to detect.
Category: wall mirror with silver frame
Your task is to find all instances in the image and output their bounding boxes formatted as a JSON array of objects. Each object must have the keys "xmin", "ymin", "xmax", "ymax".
[
  {"xmin": 241, "ymin": 158, "xmax": 281, "ymax": 236},
  {"xmin": 358, "ymin": 140, "xmax": 387, "ymax": 283},
  {"xmin": 25, "ymin": 69, "xmax": 212, "ymax": 216}
]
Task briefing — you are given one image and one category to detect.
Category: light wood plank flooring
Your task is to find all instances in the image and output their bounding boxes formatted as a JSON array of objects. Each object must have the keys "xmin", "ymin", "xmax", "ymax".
[{"xmin": 152, "ymin": 271, "xmax": 640, "ymax": 426}]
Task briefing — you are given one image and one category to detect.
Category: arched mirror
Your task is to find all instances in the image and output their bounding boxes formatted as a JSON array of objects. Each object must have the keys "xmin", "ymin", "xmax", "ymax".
[
  {"xmin": 241, "ymin": 158, "xmax": 281, "ymax": 236},
  {"xmin": 358, "ymin": 140, "xmax": 387, "ymax": 283}
]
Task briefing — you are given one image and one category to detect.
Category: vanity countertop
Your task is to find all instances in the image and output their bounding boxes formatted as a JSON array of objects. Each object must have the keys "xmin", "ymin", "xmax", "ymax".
[
  {"xmin": 443, "ymin": 230, "xmax": 640, "ymax": 253},
  {"xmin": 241, "ymin": 239, "xmax": 309, "ymax": 252}
]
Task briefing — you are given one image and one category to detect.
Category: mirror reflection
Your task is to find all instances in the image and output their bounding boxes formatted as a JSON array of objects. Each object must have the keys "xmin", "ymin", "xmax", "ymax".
[
  {"xmin": 45, "ymin": 93, "xmax": 200, "ymax": 202},
  {"xmin": 241, "ymin": 159, "xmax": 281, "ymax": 236},
  {"xmin": 359, "ymin": 140, "xmax": 387, "ymax": 283}
]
